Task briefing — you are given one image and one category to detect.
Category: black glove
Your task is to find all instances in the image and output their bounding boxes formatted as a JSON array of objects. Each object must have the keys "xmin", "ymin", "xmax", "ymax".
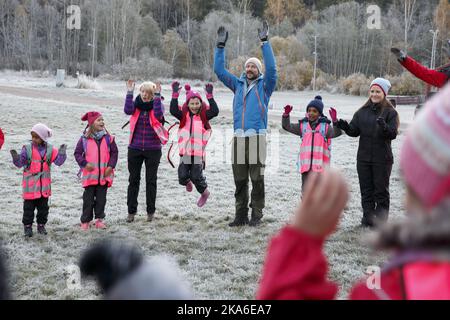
[
  {"xmin": 337, "ymin": 119, "xmax": 350, "ymax": 131},
  {"xmin": 391, "ymin": 48, "xmax": 406, "ymax": 62},
  {"xmin": 258, "ymin": 21, "xmax": 269, "ymax": 42},
  {"xmin": 171, "ymin": 81, "xmax": 180, "ymax": 93},
  {"xmin": 205, "ymin": 83, "xmax": 213, "ymax": 95},
  {"xmin": 216, "ymin": 26, "xmax": 228, "ymax": 48},
  {"xmin": 59, "ymin": 144, "xmax": 67, "ymax": 155},
  {"xmin": 10, "ymin": 150, "xmax": 19, "ymax": 162},
  {"xmin": 377, "ymin": 117, "xmax": 387, "ymax": 130}
]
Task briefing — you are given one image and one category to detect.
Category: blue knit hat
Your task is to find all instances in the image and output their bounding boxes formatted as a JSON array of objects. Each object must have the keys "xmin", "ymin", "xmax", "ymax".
[{"xmin": 307, "ymin": 96, "xmax": 324, "ymax": 115}]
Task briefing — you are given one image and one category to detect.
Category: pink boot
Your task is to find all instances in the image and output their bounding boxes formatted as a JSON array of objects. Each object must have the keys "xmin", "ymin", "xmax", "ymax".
[
  {"xmin": 95, "ymin": 219, "xmax": 107, "ymax": 229},
  {"xmin": 80, "ymin": 223, "xmax": 89, "ymax": 230},
  {"xmin": 197, "ymin": 189, "xmax": 210, "ymax": 207},
  {"xmin": 186, "ymin": 181, "xmax": 193, "ymax": 192}
]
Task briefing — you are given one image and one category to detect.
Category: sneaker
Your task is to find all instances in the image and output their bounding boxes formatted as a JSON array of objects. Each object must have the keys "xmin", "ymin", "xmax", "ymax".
[
  {"xmin": 228, "ymin": 217, "xmax": 249, "ymax": 227},
  {"xmin": 95, "ymin": 219, "xmax": 106, "ymax": 229},
  {"xmin": 126, "ymin": 214, "xmax": 135, "ymax": 223},
  {"xmin": 186, "ymin": 181, "xmax": 193, "ymax": 192},
  {"xmin": 197, "ymin": 189, "xmax": 210, "ymax": 208},
  {"xmin": 24, "ymin": 225, "xmax": 33, "ymax": 237},
  {"xmin": 147, "ymin": 213, "xmax": 154, "ymax": 222},
  {"xmin": 80, "ymin": 222, "xmax": 90, "ymax": 230},
  {"xmin": 37, "ymin": 224, "xmax": 47, "ymax": 235}
]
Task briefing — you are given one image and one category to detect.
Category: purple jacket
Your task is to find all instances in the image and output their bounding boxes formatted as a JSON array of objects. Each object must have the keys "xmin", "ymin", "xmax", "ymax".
[
  {"xmin": 13, "ymin": 143, "xmax": 66, "ymax": 168},
  {"xmin": 124, "ymin": 92, "xmax": 165, "ymax": 151},
  {"xmin": 73, "ymin": 135, "xmax": 119, "ymax": 169}
]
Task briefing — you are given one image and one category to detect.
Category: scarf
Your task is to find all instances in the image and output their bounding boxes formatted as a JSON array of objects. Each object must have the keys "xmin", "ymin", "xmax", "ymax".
[
  {"xmin": 134, "ymin": 95, "xmax": 154, "ymax": 111},
  {"xmin": 91, "ymin": 130, "xmax": 106, "ymax": 141}
]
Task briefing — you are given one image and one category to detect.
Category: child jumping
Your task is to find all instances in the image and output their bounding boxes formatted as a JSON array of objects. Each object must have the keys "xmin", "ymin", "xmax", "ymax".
[
  {"xmin": 282, "ymin": 96, "xmax": 341, "ymax": 191},
  {"xmin": 170, "ymin": 82, "xmax": 219, "ymax": 207},
  {"xmin": 74, "ymin": 112, "xmax": 118, "ymax": 230},
  {"xmin": 10, "ymin": 123, "xmax": 67, "ymax": 237}
]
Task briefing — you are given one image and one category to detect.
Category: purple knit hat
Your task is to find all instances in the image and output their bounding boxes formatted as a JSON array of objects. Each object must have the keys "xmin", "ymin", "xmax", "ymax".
[{"xmin": 400, "ymin": 83, "xmax": 450, "ymax": 208}]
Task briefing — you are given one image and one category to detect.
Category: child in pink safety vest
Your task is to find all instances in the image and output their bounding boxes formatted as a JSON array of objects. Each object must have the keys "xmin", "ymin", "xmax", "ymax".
[
  {"xmin": 74, "ymin": 112, "xmax": 118, "ymax": 230},
  {"xmin": 282, "ymin": 96, "xmax": 342, "ymax": 192},
  {"xmin": 10, "ymin": 123, "xmax": 67, "ymax": 237},
  {"xmin": 170, "ymin": 83, "xmax": 219, "ymax": 208}
]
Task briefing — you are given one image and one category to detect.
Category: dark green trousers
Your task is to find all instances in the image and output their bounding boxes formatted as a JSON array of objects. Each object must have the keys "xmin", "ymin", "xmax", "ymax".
[{"xmin": 231, "ymin": 135, "xmax": 266, "ymax": 220}]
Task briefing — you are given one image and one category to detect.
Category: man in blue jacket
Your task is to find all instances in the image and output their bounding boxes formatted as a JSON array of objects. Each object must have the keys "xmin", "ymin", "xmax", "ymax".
[{"xmin": 214, "ymin": 22, "xmax": 277, "ymax": 227}]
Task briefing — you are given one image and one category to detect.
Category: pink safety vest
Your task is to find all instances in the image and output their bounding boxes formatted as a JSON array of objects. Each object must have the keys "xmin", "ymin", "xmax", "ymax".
[
  {"xmin": 129, "ymin": 109, "xmax": 169, "ymax": 145},
  {"xmin": 402, "ymin": 262, "xmax": 450, "ymax": 300},
  {"xmin": 298, "ymin": 120, "xmax": 331, "ymax": 174},
  {"xmin": 22, "ymin": 144, "xmax": 58, "ymax": 200},
  {"xmin": 178, "ymin": 114, "xmax": 211, "ymax": 158},
  {"xmin": 81, "ymin": 136, "xmax": 114, "ymax": 188}
]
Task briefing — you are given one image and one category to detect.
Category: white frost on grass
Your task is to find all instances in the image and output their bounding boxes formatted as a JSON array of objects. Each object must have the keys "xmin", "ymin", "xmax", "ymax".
[{"xmin": 0, "ymin": 73, "xmax": 415, "ymax": 300}]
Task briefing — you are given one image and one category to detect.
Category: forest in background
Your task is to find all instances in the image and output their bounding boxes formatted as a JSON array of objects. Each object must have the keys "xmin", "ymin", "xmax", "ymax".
[{"xmin": 0, "ymin": 0, "xmax": 449, "ymax": 94}]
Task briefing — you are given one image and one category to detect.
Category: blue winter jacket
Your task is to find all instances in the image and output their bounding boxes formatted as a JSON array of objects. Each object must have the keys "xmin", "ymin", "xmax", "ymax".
[{"xmin": 214, "ymin": 42, "xmax": 277, "ymax": 136}]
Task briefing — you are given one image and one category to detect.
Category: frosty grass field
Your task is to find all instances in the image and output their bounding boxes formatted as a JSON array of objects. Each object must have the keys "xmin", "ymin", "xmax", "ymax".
[{"xmin": 0, "ymin": 71, "xmax": 416, "ymax": 299}]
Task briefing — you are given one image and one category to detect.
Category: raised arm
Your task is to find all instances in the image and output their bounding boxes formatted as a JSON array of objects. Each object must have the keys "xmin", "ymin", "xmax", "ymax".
[
  {"xmin": 391, "ymin": 48, "xmax": 448, "ymax": 88},
  {"xmin": 258, "ymin": 21, "xmax": 277, "ymax": 97},
  {"xmin": 11, "ymin": 146, "xmax": 28, "ymax": 168},
  {"xmin": 213, "ymin": 26, "xmax": 239, "ymax": 92},
  {"xmin": 124, "ymin": 79, "xmax": 136, "ymax": 115},
  {"xmin": 53, "ymin": 144, "xmax": 67, "ymax": 166},
  {"xmin": 327, "ymin": 108, "xmax": 342, "ymax": 138},
  {"xmin": 205, "ymin": 83, "xmax": 219, "ymax": 120},
  {"xmin": 152, "ymin": 82, "xmax": 164, "ymax": 122},
  {"xmin": 281, "ymin": 105, "xmax": 301, "ymax": 136},
  {"xmin": 169, "ymin": 81, "xmax": 183, "ymax": 121}
]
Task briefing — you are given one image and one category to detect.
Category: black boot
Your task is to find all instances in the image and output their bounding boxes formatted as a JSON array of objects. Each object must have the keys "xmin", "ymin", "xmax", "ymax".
[
  {"xmin": 37, "ymin": 224, "xmax": 47, "ymax": 235},
  {"xmin": 361, "ymin": 211, "xmax": 375, "ymax": 228},
  {"xmin": 249, "ymin": 210, "xmax": 263, "ymax": 227},
  {"xmin": 228, "ymin": 216, "xmax": 249, "ymax": 227},
  {"xmin": 24, "ymin": 225, "xmax": 33, "ymax": 237}
]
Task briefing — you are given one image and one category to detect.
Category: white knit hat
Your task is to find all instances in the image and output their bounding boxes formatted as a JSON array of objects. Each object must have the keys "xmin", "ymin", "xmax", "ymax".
[
  {"xmin": 245, "ymin": 58, "xmax": 263, "ymax": 74},
  {"xmin": 370, "ymin": 77, "xmax": 391, "ymax": 97}
]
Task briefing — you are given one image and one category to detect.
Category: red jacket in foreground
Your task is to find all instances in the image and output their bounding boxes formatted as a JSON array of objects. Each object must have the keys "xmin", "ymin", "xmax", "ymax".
[
  {"xmin": 257, "ymin": 226, "xmax": 450, "ymax": 300},
  {"xmin": 400, "ymin": 56, "xmax": 449, "ymax": 88}
]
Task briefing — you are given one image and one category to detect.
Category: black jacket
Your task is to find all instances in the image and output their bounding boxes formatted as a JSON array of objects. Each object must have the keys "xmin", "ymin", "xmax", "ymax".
[{"xmin": 341, "ymin": 102, "xmax": 399, "ymax": 164}]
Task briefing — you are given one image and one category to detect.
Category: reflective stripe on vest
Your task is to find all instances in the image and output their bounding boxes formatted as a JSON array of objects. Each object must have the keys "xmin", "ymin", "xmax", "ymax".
[
  {"xmin": 22, "ymin": 145, "xmax": 57, "ymax": 200},
  {"xmin": 81, "ymin": 137, "xmax": 114, "ymax": 188},
  {"xmin": 178, "ymin": 114, "xmax": 211, "ymax": 158},
  {"xmin": 298, "ymin": 121, "xmax": 331, "ymax": 174},
  {"xmin": 129, "ymin": 109, "xmax": 169, "ymax": 145}
]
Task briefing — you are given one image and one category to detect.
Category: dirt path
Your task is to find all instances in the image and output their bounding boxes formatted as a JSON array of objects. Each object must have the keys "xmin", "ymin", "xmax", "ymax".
[{"xmin": 0, "ymin": 85, "xmax": 122, "ymax": 107}]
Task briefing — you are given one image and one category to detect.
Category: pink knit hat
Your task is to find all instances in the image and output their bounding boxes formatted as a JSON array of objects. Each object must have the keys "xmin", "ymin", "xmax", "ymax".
[
  {"xmin": 81, "ymin": 111, "xmax": 102, "ymax": 126},
  {"xmin": 31, "ymin": 123, "xmax": 52, "ymax": 142},
  {"xmin": 400, "ymin": 83, "xmax": 450, "ymax": 208}
]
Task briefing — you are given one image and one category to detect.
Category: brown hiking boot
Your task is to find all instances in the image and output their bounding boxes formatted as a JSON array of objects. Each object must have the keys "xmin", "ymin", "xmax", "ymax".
[
  {"xmin": 147, "ymin": 213, "xmax": 154, "ymax": 222},
  {"xmin": 126, "ymin": 214, "xmax": 135, "ymax": 223}
]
